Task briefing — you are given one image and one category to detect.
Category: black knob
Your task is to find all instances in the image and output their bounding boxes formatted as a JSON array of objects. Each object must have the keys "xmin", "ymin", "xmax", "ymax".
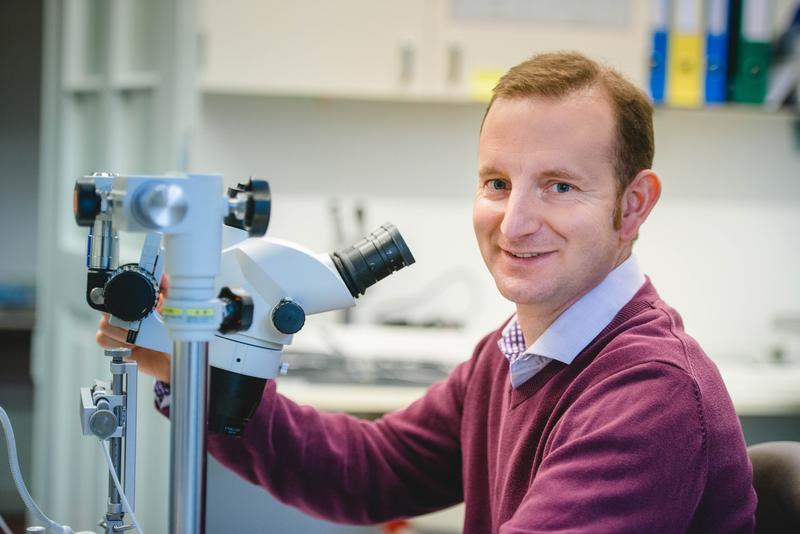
[
  {"xmin": 271, "ymin": 299, "xmax": 305, "ymax": 335},
  {"xmin": 74, "ymin": 179, "xmax": 101, "ymax": 226},
  {"xmin": 103, "ymin": 265, "xmax": 158, "ymax": 322}
]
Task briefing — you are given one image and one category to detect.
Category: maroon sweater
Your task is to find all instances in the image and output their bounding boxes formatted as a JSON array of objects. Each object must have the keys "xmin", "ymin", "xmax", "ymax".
[{"xmin": 207, "ymin": 281, "xmax": 756, "ymax": 533}]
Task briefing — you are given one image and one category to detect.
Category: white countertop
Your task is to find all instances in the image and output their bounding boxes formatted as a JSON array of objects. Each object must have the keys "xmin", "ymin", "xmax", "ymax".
[
  {"xmin": 716, "ymin": 362, "xmax": 800, "ymax": 416},
  {"xmin": 277, "ymin": 380, "xmax": 428, "ymax": 414},
  {"xmin": 281, "ymin": 322, "xmax": 800, "ymax": 416},
  {"xmin": 277, "ymin": 362, "xmax": 800, "ymax": 417}
]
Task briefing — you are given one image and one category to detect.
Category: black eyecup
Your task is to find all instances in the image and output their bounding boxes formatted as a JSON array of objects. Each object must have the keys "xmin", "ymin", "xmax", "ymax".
[
  {"xmin": 208, "ymin": 366, "xmax": 267, "ymax": 437},
  {"xmin": 74, "ymin": 179, "xmax": 101, "ymax": 227},
  {"xmin": 330, "ymin": 223, "xmax": 415, "ymax": 298}
]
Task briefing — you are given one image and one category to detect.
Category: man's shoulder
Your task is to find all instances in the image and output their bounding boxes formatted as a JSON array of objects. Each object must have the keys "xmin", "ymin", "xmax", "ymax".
[
  {"xmin": 590, "ymin": 280, "xmax": 706, "ymax": 372},
  {"xmin": 587, "ymin": 288, "xmax": 731, "ymax": 411}
]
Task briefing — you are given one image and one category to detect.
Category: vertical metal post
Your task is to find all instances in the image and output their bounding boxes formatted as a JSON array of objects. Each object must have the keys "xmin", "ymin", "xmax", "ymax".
[
  {"xmin": 169, "ymin": 340, "xmax": 209, "ymax": 534},
  {"xmin": 108, "ymin": 367, "xmax": 123, "ymax": 517},
  {"xmin": 123, "ymin": 360, "xmax": 137, "ymax": 511}
]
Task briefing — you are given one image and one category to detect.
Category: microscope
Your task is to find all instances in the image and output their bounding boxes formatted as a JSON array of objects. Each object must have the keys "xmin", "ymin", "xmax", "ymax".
[{"xmin": 68, "ymin": 172, "xmax": 413, "ymax": 533}]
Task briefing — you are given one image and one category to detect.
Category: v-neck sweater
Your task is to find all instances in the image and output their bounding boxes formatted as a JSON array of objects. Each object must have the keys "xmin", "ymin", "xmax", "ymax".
[{"xmin": 207, "ymin": 280, "xmax": 756, "ymax": 533}]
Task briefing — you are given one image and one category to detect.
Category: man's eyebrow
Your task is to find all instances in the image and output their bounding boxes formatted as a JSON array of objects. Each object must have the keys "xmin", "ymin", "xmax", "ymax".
[
  {"xmin": 540, "ymin": 168, "xmax": 586, "ymax": 182},
  {"xmin": 478, "ymin": 166, "xmax": 504, "ymax": 177},
  {"xmin": 478, "ymin": 166, "xmax": 588, "ymax": 182}
]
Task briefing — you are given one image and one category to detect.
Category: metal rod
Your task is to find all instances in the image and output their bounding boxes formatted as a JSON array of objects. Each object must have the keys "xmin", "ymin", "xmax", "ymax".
[
  {"xmin": 169, "ymin": 340, "xmax": 209, "ymax": 534},
  {"xmin": 108, "ymin": 367, "xmax": 123, "ymax": 514},
  {"xmin": 124, "ymin": 361, "xmax": 138, "ymax": 512},
  {"xmin": 107, "ymin": 355, "xmax": 124, "ymax": 520}
]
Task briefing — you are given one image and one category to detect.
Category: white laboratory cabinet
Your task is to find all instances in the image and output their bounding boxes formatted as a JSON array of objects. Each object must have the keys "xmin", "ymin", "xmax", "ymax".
[
  {"xmin": 200, "ymin": 0, "xmax": 431, "ymax": 99},
  {"xmin": 199, "ymin": 0, "xmax": 650, "ymax": 101}
]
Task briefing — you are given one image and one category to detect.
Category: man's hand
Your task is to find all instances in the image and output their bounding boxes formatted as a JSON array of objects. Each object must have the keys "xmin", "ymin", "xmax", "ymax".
[
  {"xmin": 96, "ymin": 274, "xmax": 171, "ymax": 383},
  {"xmin": 96, "ymin": 314, "xmax": 171, "ymax": 383}
]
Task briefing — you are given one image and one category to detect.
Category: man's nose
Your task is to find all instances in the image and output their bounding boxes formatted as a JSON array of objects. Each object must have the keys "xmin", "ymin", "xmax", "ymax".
[{"xmin": 499, "ymin": 190, "xmax": 543, "ymax": 240}]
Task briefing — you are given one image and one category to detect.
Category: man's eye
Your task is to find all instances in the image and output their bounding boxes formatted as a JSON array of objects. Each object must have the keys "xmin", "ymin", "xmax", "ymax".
[
  {"xmin": 551, "ymin": 182, "xmax": 573, "ymax": 193},
  {"xmin": 487, "ymin": 179, "xmax": 508, "ymax": 190}
]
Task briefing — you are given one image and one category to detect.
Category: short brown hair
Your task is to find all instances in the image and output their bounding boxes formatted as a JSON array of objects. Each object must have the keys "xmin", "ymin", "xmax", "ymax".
[{"xmin": 485, "ymin": 51, "xmax": 654, "ymax": 206}]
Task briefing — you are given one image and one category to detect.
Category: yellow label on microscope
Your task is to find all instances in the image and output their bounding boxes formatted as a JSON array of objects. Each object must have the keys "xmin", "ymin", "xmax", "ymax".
[{"xmin": 187, "ymin": 308, "xmax": 214, "ymax": 317}]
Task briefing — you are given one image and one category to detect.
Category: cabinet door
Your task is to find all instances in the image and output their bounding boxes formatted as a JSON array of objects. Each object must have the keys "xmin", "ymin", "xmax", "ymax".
[
  {"xmin": 428, "ymin": 0, "xmax": 650, "ymax": 101},
  {"xmin": 201, "ymin": 0, "xmax": 430, "ymax": 99}
]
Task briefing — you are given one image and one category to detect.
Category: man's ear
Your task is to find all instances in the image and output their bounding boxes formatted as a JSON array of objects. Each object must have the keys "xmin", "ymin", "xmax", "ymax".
[{"xmin": 619, "ymin": 170, "xmax": 661, "ymax": 242}]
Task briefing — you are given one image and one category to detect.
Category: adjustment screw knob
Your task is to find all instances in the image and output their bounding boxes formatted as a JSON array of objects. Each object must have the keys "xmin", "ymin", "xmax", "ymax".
[
  {"xmin": 271, "ymin": 299, "xmax": 305, "ymax": 335},
  {"xmin": 103, "ymin": 265, "xmax": 158, "ymax": 322},
  {"xmin": 89, "ymin": 409, "xmax": 117, "ymax": 440}
]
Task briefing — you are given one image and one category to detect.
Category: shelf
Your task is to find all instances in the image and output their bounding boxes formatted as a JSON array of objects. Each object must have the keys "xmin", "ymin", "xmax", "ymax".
[
  {"xmin": 200, "ymin": 86, "xmax": 800, "ymax": 118},
  {"xmin": 201, "ymin": 83, "xmax": 489, "ymax": 106},
  {"xmin": 654, "ymin": 103, "xmax": 799, "ymax": 119}
]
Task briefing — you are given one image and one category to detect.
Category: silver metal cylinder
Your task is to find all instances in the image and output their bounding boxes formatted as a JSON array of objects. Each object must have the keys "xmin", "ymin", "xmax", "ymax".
[
  {"xmin": 89, "ymin": 218, "xmax": 118, "ymax": 270},
  {"xmin": 169, "ymin": 341, "xmax": 209, "ymax": 534},
  {"xmin": 105, "ymin": 348, "xmax": 129, "ymax": 517},
  {"xmin": 134, "ymin": 183, "xmax": 189, "ymax": 230}
]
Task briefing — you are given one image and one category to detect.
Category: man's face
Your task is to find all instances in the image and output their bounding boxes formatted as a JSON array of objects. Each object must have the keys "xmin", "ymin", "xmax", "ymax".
[{"xmin": 473, "ymin": 89, "xmax": 628, "ymax": 314}]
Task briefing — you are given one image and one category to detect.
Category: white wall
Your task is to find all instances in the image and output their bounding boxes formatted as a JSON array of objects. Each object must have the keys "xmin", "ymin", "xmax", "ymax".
[
  {"xmin": 644, "ymin": 108, "xmax": 800, "ymax": 361},
  {"xmin": 193, "ymin": 94, "xmax": 800, "ymax": 364}
]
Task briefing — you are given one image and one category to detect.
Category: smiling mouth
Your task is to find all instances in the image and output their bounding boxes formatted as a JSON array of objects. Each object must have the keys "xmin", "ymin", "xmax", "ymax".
[{"xmin": 504, "ymin": 250, "xmax": 554, "ymax": 259}]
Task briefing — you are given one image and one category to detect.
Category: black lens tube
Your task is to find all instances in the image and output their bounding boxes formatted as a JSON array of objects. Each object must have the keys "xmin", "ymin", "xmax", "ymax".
[
  {"xmin": 330, "ymin": 223, "xmax": 415, "ymax": 298},
  {"xmin": 208, "ymin": 366, "xmax": 267, "ymax": 437}
]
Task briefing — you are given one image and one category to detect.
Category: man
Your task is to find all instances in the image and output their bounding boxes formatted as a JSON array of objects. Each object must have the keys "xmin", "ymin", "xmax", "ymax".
[{"xmin": 98, "ymin": 52, "xmax": 756, "ymax": 532}]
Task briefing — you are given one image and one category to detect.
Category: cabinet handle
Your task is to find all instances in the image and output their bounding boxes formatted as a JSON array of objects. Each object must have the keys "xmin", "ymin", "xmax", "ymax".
[
  {"xmin": 447, "ymin": 44, "xmax": 462, "ymax": 85},
  {"xmin": 399, "ymin": 44, "xmax": 415, "ymax": 84}
]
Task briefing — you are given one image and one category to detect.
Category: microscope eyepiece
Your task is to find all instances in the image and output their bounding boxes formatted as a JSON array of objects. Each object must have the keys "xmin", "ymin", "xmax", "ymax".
[{"xmin": 330, "ymin": 223, "xmax": 415, "ymax": 298}]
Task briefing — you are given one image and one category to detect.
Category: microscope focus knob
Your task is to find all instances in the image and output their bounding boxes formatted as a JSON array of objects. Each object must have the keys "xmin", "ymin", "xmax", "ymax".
[
  {"xmin": 103, "ymin": 264, "xmax": 158, "ymax": 322},
  {"xmin": 271, "ymin": 298, "xmax": 305, "ymax": 335}
]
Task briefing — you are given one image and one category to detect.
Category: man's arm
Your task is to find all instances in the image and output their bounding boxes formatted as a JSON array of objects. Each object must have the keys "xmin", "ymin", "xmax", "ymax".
[
  {"xmin": 501, "ymin": 361, "xmax": 708, "ymax": 534},
  {"xmin": 207, "ymin": 334, "xmax": 488, "ymax": 525}
]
